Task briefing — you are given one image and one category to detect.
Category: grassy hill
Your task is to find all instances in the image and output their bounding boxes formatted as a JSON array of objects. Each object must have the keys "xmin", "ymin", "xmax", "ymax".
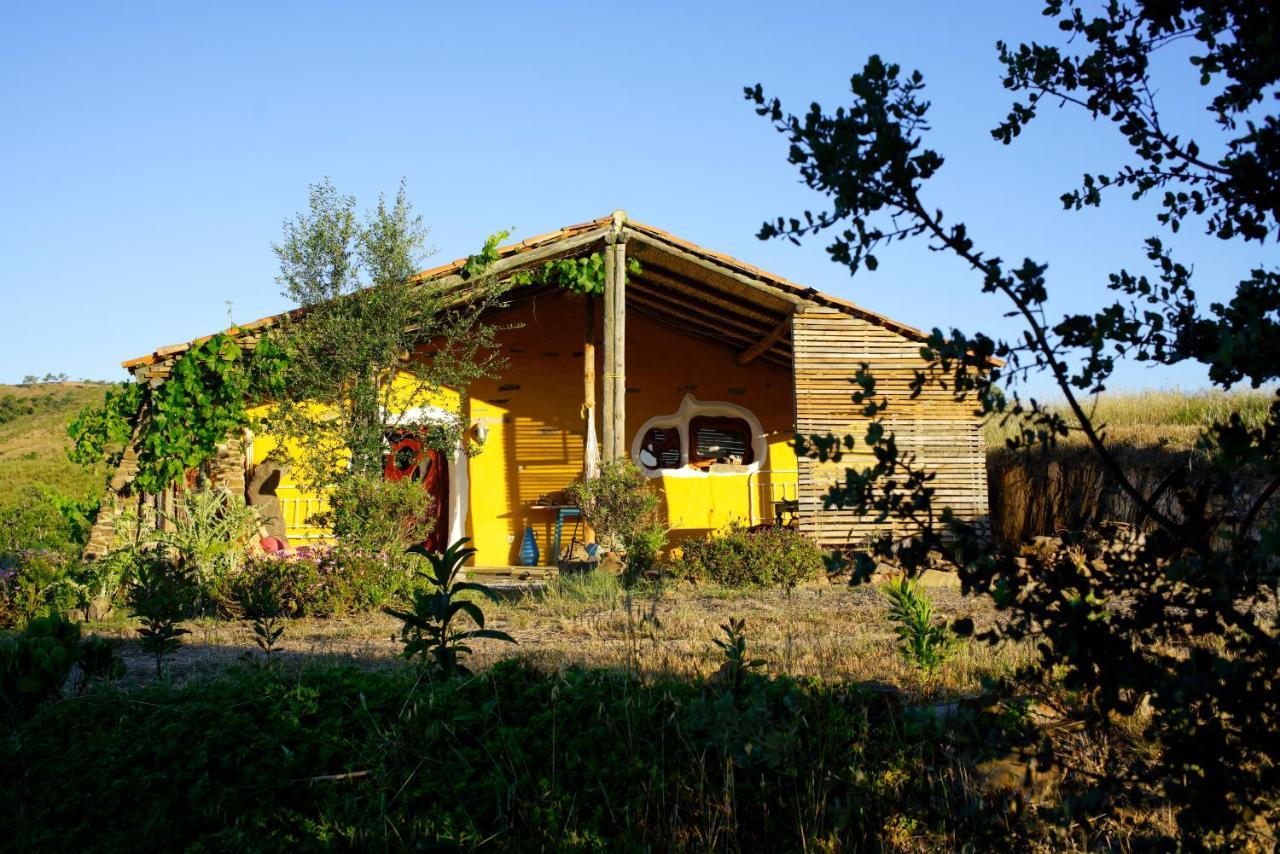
[{"xmin": 0, "ymin": 383, "xmax": 108, "ymax": 508}]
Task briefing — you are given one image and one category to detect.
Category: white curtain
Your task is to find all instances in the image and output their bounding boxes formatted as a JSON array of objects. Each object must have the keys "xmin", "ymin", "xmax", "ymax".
[{"xmin": 584, "ymin": 405, "xmax": 600, "ymax": 479}]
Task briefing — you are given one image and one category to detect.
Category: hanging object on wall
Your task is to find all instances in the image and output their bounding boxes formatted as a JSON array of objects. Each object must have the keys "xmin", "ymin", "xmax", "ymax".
[
  {"xmin": 519, "ymin": 525, "xmax": 540, "ymax": 567},
  {"xmin": 584, "ymin": 405, "xmax": 600, "ymax": 480}
]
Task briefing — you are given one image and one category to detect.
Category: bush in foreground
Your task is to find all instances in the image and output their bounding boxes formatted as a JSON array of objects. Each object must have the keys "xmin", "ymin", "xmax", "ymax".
[
  {"xmin": 231, "ymin": 547, "xmax": 414, "ymax": 618},
  {"xmin": 0, "ymin": 660, "xmax": 1032, "ymax": 850}
]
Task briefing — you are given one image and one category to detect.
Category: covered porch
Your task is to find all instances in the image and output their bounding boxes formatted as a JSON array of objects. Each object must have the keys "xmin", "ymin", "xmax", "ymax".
[{"xmin": 443, "ymin": 211, "xmax": 987, "ymax": 566}]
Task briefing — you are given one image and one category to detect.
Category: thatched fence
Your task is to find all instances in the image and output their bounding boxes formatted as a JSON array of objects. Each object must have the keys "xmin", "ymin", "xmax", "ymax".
[{"xmin": 986, "ymin": 445, "xmax": 1222, "ymax": 544}]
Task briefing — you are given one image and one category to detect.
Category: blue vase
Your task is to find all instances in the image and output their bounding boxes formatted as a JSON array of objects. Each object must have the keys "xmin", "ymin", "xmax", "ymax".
[{"xmin": 519, "ymin": 526, "xmax": 540, "ymax": 567}]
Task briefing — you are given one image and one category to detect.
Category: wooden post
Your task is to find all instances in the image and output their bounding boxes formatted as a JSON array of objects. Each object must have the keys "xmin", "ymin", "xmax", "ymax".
[
  {"xmin": 602, "ymin": 220, "xmax": 628, "ymax": 461},
  {"xmin": 601, "ymin": 261, "xmax": 615, "ymax": 462}
]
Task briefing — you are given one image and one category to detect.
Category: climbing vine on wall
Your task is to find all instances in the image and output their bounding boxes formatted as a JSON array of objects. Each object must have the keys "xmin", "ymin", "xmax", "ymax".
[
  {"xmin": 69, "ymin": 332, "xmax": 288, "ymax": 494},
  {"xmin": 511, "ymin": 252, "xmax": 641, "ymax": 295},
  {"xmin": 67, "ymin": 382, "xmax": 144, "ymax": 472}
]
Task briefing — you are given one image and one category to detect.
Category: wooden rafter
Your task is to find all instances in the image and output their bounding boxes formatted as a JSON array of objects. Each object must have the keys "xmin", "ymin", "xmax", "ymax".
[
  {"xmin": 627, "ymin": 279, "xmax": 782, "ymax": 343},
  {"xmin": 624, "ymin": 230, "xmax": 806, "ymax": 309},
  {"xmin": 630, "ymin": 263, "xmax": 783, "ymax": 325},
  {"xmin": 624, "ymin": 292, "xmax": 791, "ymax": 370},
  {"xmin": 736, "ymin": 313, "xmax": 793, "ymax": 365}
]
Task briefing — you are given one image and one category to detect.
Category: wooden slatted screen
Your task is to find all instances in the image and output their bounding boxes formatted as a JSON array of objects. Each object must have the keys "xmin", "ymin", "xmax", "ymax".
[{"xmin": 792, "ymin": 308, "xmax": 989, "ymax": 547}]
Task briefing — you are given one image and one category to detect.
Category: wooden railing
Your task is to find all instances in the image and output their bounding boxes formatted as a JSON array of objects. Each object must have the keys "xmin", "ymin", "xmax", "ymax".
[{"xmin": 279, "ymin": 495, "xmax": 331, "ymax": 542}]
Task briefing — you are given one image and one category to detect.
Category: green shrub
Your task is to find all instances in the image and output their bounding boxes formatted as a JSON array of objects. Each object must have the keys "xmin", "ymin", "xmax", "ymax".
[
  {"xmin": 77, "ymin": 634, "xmax": 125, "ymax": 689},
  {"xmin": 128, "ymin": 556, "xmax": 191, "ymax": 678},
  {"xmin": 567, "ymin": 460, "xmax": 666, "ymax": 582},
  {"xmin": 712, "ymin": 616, "xmax": 766, "ymax": 691},
  {"xmin": 74, "ymin": 548, "xmax": 131, "ymax": 608},
  {"xmin": 674, "ymin": 523, "xmax": 824, "ymax": 588},
  {"xmin": 0, "ymin": 615, "xmax": 126, "ymax": 723},
  {"xmin": 235, "ymin": 571, "xmax": 287, "ymax": 666},
  {"xmin": 0, "ymin": 551, "xmax": 81, "ymax": 628},
  {"xmin": 0, "ymin": 485, "xmax": 95, "ymax": 558},
  {"xmin": 150, "ymin": 488, "xmax": 261, "ymax": 613},
  {"xmin": 384, "ymin": 539, "xmax": 515, "ymax": 676},
  {"xmin": 0, "ymin": 613, "xmax": 82, "ymax": 722},
  {"xmin": 325, "ymin": 475, "xmax": 434, "ymax": 556},
  {"xmin": 882, "ymin": 577, "xmax": 958, "ymax": 682},
  {"xmin": 234, "ymin": 546, "xmax": 415, "ymax": 618}
]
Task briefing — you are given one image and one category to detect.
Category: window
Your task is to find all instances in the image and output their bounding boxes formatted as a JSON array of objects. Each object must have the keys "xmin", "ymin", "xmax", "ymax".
[
  {"xmin": 688, "ymin": 416, "xmax": 755, "ymax": 467},
  {"xmin": 638, "ymin": 426, "xmax": 682, "ymax": 471},
  {"xmin": 630, "ymin": 395, "xmax": 766, "ymax": 478}
]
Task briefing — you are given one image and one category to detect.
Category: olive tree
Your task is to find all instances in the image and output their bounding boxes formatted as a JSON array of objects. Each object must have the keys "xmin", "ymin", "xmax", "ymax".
[{"xmin": 269, "ymin": 180, "xmax": 508, "ymax": 552}]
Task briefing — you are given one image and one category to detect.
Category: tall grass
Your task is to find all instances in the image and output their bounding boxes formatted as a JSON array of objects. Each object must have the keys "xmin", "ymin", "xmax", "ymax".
[
  {"xmin": 529, "ymin": 568, "xmax": 624, "ymax": 616},
  {"xmin": 984, "ymin": 387, "xmax": 1276, "ymax": 450}
]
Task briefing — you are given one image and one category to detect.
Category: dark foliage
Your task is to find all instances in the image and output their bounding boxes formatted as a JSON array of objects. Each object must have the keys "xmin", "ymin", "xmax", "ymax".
[
  {"xmin": 0, "ymin": 661, "xmax": 1036, "ymax": 850},
  {"xmin": 748, "ymin": 0, "xmax": 1278, "ymax": 841},
  {"xmin": 0, "ymin": 614, "xmax": 124, "ymax": 723}
]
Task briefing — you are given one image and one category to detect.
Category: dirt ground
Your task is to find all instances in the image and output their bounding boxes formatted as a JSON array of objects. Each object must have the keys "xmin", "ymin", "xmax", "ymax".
[{"xmin": 90, "ymin": 574, "xmax": 1028, "ymax": 700}]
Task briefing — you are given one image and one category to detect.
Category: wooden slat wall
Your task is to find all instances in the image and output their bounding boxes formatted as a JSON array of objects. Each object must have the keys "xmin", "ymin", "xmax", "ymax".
[{"xmin": 792, "ymin": 308, "xmax": 989, "ymax": 547}]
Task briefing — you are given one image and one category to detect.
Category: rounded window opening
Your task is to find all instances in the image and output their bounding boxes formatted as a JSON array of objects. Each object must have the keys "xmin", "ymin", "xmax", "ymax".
[
  {"xmin": 630, "ymin": 395, "xmax": 766, "ymax": 478},
  {"xmin": 638, "ymin": 426, "xmax": 682, "ymax": 471},
  {"xmin": 688, "ymin": 416, "xmax": 755, "ymax": 469}
]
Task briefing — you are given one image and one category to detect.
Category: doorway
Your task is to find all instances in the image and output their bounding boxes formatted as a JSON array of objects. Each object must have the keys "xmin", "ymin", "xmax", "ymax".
[{"xmin": 384, "ymin": 432, "xmax": 450, "ymax": 553}]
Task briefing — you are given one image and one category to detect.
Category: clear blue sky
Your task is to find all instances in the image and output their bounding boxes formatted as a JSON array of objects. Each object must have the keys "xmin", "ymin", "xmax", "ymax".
[{"xmin": 2, "ymin": 2, "xmax": 1271, "ymax": 393}]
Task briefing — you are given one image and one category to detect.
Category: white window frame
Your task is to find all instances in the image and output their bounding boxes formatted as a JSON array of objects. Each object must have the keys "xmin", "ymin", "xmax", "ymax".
[{"xmin": 630, "ymin": 394, "xmax": 767, "ymax": 479}]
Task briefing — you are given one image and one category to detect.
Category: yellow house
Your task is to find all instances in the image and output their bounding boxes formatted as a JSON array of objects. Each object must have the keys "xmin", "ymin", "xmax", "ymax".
[{"xmin": 99, "ymin": 212, "xmax": 989, "ymax": 568}]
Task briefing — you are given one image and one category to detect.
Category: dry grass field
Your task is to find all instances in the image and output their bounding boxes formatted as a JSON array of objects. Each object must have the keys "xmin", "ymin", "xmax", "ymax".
[
  {"xmin": 982, "ymin": 386, "xmax": 1275, "ymax": 451},
  {"xmin": 90, "ymin": 573, "xmax": 1030, "ymax": 703}
]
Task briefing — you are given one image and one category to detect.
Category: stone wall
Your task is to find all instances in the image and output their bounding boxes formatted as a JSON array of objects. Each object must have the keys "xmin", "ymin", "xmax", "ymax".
[{"xmin": 82, "ymin": 437, "xmax": 249, "ymax": 559}]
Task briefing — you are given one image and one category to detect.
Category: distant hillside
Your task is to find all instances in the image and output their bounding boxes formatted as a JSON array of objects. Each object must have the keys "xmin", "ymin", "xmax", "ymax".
[{"xmin": 0, "ymin": 383, "xmax": 109, "ymax": 508}]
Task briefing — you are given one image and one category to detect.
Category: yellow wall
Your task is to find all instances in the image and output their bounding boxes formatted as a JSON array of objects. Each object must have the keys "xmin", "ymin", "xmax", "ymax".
[
  {"xmin": 463, "ymin": 290, "xmax": 797, "ymax": 565},
  {"xmin": 246, "ymin": 289, "xmax": 799, "ymax": 565}
]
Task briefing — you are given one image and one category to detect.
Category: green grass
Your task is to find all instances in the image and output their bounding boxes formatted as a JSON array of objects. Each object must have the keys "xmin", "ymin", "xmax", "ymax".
[
  {"xmin": 528, "ymin": 567, "xmax": 625, "ymax": 614},
  {"xmin": 0, "ymin": 383, "xmax": 108, "ymax": 508},
  {"xmin": 983, "ymin": 386, "xmax": 1276, "ymax": 450}
]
